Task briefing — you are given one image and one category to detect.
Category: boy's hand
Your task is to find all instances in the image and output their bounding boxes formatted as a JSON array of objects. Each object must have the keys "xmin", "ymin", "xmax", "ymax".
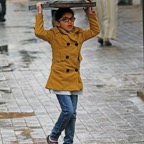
[
  {"xmin": 36, "ymin": 2, "xmax": 43, "ymax": 14},
  {"xmin": 84, "ymin": 0, "xmax": 93, "ymax": 14},
  {"xmin": 84, "ymin": 7, "xmax": 93, "ymax": 14}
]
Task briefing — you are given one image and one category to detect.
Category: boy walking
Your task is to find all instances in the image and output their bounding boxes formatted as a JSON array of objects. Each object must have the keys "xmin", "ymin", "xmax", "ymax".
[{"xmin": 35, "ymin": 2, "xmax": 100, "ymax": 144}]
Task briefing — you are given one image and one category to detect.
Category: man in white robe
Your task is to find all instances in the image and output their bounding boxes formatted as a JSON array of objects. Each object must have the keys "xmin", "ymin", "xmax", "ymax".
[{"xmin": 94, "ymin": 0, "xmax": 118, "ymax": 46}]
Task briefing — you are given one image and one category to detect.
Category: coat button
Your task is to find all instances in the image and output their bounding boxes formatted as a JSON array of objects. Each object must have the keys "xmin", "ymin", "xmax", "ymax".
[
  {"xmin": 75, "ymin": 68, "xmax": 78, "ymax": 72},
  {"xmin": 66, "ymin": 55, "xmax": 69, "ymax": 59},
  {"xmin": 66, "ymin": 69, "xmax": 70, "ymax": 72},
  {"xmin": 67, "ymin": 42, "xmax": 70, "ymax": 46},
  {"xmin": 75, "ymin": 42, "xmax": 78, "ymax": 46}
]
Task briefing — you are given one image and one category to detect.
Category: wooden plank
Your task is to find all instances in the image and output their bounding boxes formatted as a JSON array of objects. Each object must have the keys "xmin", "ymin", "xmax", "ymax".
[
  {"xmin": 29, "ymin": 1, "xmax": 96, "ymax": 10},
  {"xmin": 50, "ymin": 1, "xmax": 96, "ymax": 8}
]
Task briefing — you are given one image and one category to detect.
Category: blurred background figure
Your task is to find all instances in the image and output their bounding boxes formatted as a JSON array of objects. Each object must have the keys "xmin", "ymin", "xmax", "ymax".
[
  {"xmin": 94, "ymin": 0, "xmax": 118, "ymax": 46},
  {"xmin": 0, "ymin": 0, "xmax": 6, "ymax": 22}
]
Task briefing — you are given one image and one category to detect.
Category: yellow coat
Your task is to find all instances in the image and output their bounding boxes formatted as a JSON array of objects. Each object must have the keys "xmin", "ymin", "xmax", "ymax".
[{"xmin": 35, "ymin": 13, "xmax": 100, "ymax": 91}]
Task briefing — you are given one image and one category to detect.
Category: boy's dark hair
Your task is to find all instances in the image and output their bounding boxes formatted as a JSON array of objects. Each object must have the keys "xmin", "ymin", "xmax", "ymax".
[{"xmin": 54, "ymin": 8, "xmax": 74, "ymax": 21}]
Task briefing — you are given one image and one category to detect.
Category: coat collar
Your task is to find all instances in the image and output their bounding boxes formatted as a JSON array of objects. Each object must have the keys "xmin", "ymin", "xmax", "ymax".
[
  {"xmin": 51, "ymin": 27, "xmax": 83, "ymax": 42},
  {"xmin": 51, "ymin": 27, "xmax": 82, "ymax": 34}
]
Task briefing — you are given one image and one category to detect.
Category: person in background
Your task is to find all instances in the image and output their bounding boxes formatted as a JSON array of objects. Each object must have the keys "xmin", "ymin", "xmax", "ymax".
[
  {"xmin": 0, "ymin": 0, "xmax": 6, "ymax": 22},
  {"xmin": 94, "ymin": 0, "xmax": 118, "ymax": 46},
  {"xmin": 35, "ymin": 2, "xmax": 100, "ymax": 144}
]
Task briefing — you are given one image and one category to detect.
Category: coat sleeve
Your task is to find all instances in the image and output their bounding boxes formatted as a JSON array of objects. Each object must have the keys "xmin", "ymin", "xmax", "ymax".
[
  {"xmin": 34, "ymin": 14, "xmax": 52, "ymax": 43},
  {"xmin": 82, "ymin": 12, "xmax": 100, "ymax": 41}
]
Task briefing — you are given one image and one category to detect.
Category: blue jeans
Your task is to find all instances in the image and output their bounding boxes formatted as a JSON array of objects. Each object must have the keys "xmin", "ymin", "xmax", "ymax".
[{"xmin": 50, "ymin": 94, "xmax": 78, "ymax": 144}]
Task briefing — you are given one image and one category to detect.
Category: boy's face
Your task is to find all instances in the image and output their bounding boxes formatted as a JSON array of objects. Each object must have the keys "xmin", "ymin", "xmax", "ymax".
[{"xmin": 55, "ymin": 13, "xmax": 75, "ymax": 32}]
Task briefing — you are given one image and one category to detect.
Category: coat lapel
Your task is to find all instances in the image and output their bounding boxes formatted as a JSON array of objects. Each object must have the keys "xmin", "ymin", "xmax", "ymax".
[{"xmin": 52, "ymin": 27, "xmax": 82, "ymax": 42}]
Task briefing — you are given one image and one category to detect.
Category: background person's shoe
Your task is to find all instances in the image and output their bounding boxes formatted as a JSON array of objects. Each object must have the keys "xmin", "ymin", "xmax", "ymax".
[
  {"xmin": 98, "ymin": 38, "xmax": 103, "ymax": 46},
  {"xmin": 104, "ymin": 41, "xmax": 112, "ymax": 46},
  {"xmin": 46, "ymin": 135, "xmax": 58, "ymax": 144},
  {"xmin": 0, "ymin": 17, "xmax": 6, "ymax": 22}
]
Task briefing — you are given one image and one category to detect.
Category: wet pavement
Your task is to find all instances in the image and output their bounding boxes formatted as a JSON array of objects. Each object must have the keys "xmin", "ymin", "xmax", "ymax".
[{"xmin": 0, "ymin": 0, "xmax": 144, "ymax": 144}]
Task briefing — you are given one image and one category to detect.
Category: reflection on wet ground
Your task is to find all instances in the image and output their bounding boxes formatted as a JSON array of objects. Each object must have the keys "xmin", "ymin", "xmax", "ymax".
[
  {"xmin": 0, "ymin": 88, "xmax": 11, "ymax": 93},
  {"xmin": 0, "ymin": 63, "xmax": 13, "ymax": 69},
  {"xmin": 19, "ymin": 50, "xmax": 37, "ymax": 62},
  {"xmin": 137, "ymin": 91, "xmax": 144, "ymax": 101},
  {"xmin": 0, "ymin": 102, "xmax": 6, "ymax": 105},
  {"xmin": 20, "ymin": 38, "xmax": 38, "ymax": 44},
  {"xmin": 0, "ymin": 43, "xmax": 42, "ymax": 73},
  {"xmin": 0, "ymin": 62, "xmax": 14, "ymax": 72},
  {"xmin": 20, "ymin": 129, "xmax": 33, "ymax": 139},
  {"xmin": 0, "ymin": 45, "xmax": 8, "ymax": 55},
  {"xmin": 4, "ymin": 25, "xmax": 34, "ymax": 28},
  {"xmin": 0, "ymin": 112, "xmax": 35, "ymax": 119}
]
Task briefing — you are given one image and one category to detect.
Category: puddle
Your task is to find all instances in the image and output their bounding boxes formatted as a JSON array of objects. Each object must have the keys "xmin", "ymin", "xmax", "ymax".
[
  {"xmin": 20, "ymin": 38, "xmax": 37, "ymax": 44},
  {"xmin": 0, "ymin": 63, "xmax": 15, "ymax": 72},
  {"xmin": 0, "ymin": 87, "xmax": 11, "ymax": 93},
  {"xmin": 0, "ymin": 45, "xmax": 8, "ymax": 55},
  {"xmin": 6, "ymin": 26, "xmax": 34, "ymax": 28},
  {"xmin": 0, "ymin": 112, "xmax": 35, "ymax": 119},
  {"xmin": 7, "ymin": 0, "xmax": 29, "ymax": 2},
  {"xmin": 1, "ymin": 63, "xmax": 14, "ymax": 68},
  {"xmin": 13, "ymin": 129, "xmax": 33, "ymax": 142},
  {"xmin": 96, "ymin": 84, "xmax": 106, "ymax": 88},
  {"xmin": 137, "ymin": 90, "xmax": 144, "ymax": 101},
  {"xmin": 33, "ymin": 138, "xmax": 47, "ymax": 144},
  {"xmin": 0, "ymin": 102, "xmax": 6, "ymax": 105},
  {"xmin": 19, "ymin": 50, "xmax": 37, "ymax": 64},
  {"xmin": 0, "ymin": 75, "xmax": 6, "ymax": 81},
  {"xmin": 129, "ymin": 94, "xmax": 144, "ymax": 113},
  {"xmin": 24, "ymin": 31, "xmax": 33, "ymax": 33},
  {"xmin": 21, "ymin": 129, "xmax": 32, "ymax": 139}
]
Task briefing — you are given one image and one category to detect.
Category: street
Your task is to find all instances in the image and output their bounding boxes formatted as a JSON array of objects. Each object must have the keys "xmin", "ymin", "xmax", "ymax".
[{"xmin": 0, "ymin": 0, "xmax": 143, "ymax": 144}]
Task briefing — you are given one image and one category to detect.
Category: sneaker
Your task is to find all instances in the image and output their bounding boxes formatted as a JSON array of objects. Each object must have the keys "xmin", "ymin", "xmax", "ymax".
[{"xmin": 46, "ymin": 135, "xmax": 58, "ymax": 144}]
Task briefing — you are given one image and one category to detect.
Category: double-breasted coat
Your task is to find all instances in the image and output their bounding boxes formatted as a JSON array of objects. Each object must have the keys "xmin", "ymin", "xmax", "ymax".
[{"xmin": 35, "ymin": 12, "xmax": 100, "ymax": 91}]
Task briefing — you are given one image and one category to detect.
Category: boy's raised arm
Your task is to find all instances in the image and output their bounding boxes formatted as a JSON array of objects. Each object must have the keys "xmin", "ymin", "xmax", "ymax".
[{"xmin": 36, "ymin": 2, "xmax": 43, "ymax": 14}]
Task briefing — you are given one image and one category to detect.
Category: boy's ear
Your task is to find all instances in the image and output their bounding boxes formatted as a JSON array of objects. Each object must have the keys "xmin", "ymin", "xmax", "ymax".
[{"xmin": 55, "ymin": 21, "xmax": 60, "ymax": 27}]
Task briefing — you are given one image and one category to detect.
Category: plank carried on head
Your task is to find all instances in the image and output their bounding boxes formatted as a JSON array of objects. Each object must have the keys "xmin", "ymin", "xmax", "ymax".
[{"xmin": 28, "ymin": 0, "xmax": 96, "ymax": 11}]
